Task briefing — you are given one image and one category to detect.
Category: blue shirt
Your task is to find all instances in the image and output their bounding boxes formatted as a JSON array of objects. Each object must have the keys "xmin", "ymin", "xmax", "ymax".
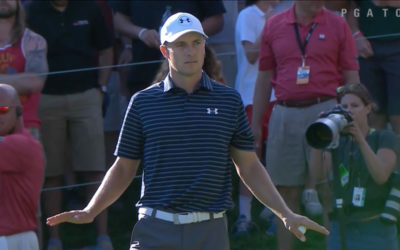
[{"xmin": 115, "ymin": 72, "xmax": 254, "ymax": 212}]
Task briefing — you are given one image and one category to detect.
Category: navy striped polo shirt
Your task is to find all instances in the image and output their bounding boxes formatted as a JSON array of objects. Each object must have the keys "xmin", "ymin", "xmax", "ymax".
[{"xmin": 115, "ymin": 72, "xmax": 254, "ymax": 212}]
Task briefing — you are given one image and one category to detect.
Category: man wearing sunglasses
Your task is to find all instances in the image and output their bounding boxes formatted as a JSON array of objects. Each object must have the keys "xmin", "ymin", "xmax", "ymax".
[{"xmin": 0, "ymin": 84, "xmax": 44, "ymax": 250}]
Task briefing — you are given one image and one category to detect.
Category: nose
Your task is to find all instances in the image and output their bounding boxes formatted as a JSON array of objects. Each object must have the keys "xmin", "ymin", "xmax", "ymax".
[{"xmin": 184, "ymin": 45, "xmax": 196, "ymax": 55}]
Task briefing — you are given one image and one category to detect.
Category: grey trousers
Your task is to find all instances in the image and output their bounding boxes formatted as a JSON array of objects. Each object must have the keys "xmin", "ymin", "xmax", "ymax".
[{"xmin": 130, "ymin": 214, "xmax": 230, "ymax": 250}]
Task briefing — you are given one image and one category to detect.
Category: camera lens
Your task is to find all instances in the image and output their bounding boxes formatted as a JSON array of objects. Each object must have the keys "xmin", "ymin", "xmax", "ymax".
[{"xmin": 306, "ymin": 122, "xmax": 333, "ymax": 149}]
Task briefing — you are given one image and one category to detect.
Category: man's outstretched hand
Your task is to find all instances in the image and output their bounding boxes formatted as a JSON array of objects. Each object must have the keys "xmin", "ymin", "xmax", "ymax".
[
  {"xmin": 283, "ymin": 212, "xmax": 329, "ymax": 242},
  {"xmin": 47, "ymin": 210, "xmax": 94, "ymax": 226}
]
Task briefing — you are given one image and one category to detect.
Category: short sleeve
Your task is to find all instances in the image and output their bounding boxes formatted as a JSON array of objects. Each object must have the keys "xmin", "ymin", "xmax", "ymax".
[
  {"xmin": 230, "ymin": 94, "xmax": 255, "ymax": 151},
  {"xmin": 338, "ymin": 19, "xmax": 359, "ymax": 71},
  {"xmin": 378, "ymin": 130, "xmax": 399, "ymax": 155},
  {"xmin": 115, "ymin": 95, "xmax": 144, "ymax": 159},
  {"xmin": 91, "ymin": 2, "xmax": 113, "ymax": 50},
  {"xmin": 258, "ymin": 19, "xmax": 276, "ymax": 71},
  {"xmin": 237, "ymin": 10, "xmax": 258, "ymax": 44}
]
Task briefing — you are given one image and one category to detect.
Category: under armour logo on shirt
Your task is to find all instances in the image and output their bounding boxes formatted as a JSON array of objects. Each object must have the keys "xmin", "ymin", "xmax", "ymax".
[{"xmin": 206, "ymin": 108, "xmax": 218, "ymax": 115}]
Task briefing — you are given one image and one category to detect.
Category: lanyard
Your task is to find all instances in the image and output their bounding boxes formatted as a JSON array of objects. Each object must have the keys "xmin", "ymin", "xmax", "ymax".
[{"xmin": 294, "ymin": 22, "xmax": 317, "ymax": 57}]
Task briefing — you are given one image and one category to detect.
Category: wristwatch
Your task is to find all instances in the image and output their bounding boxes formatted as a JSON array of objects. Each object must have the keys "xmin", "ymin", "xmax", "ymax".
[{"xmin": 100, "ymin": 85, "xmax": 107, "ymax": 94}]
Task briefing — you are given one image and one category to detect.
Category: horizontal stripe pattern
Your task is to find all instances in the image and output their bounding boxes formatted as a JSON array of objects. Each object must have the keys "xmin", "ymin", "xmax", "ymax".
[{"xmin": 115, "ymin": 73, "xmax": 254, "ymax": 212}]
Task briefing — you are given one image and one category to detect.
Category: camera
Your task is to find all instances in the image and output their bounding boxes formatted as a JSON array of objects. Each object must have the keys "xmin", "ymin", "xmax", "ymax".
[{"xmin": 305, "ymin": 106, "xmax": 352, "ymax": 149}]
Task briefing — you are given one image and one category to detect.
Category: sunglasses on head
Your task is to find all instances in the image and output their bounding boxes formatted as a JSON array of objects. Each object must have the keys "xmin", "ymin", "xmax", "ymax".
[{"xmin": 0, "ymin": 106, "xmax": 12, "ymax": 115}]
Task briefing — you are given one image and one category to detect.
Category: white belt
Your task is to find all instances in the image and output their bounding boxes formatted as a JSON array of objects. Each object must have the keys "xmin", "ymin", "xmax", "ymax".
[{"xmin": 138, "ymin": 207, "xmax": 225, "ymax": 225}]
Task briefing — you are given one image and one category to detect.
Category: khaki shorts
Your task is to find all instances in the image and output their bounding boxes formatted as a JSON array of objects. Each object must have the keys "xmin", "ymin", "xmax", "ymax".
[
  {"xmin": 39, "ymin": 88, "xmax": 106, "ymax": 177},
  {"xmin": 0, "ymin": 231, "xmax": 38, "ymax": 250},
  {"xmin": 266, "ymin": 99, "xmax": 336, "ymax": 186}
]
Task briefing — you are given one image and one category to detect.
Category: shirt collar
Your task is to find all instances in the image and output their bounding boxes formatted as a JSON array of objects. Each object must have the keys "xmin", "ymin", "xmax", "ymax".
[
  {"xmin": 286, "ymin": 3, "xmax": 326, "ymax": 25},
  {"xmin": 162, "ymin": 71, "xmax": 214, "ymax": 93}
]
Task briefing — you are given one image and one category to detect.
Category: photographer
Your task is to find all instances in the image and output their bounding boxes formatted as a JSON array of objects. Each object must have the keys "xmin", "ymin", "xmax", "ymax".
[{"xmin": 310, "ymin": 83, "xmax": 398, "ymax": 250}]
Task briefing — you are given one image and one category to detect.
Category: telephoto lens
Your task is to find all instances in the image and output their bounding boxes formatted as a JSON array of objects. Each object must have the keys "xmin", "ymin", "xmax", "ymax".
[{"xmin": 305, "ymin": 106, "xmax": 352, "ymax": 149}]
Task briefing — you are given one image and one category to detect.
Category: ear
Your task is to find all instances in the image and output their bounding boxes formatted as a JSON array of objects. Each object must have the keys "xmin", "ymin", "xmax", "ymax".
[
  {"xmin": 160, "ymin": 45, "xmax": 169, "ymax": 59},
  {"xmin": 365, "ymin": 103, "xmax": 372, "ymax": 115}
]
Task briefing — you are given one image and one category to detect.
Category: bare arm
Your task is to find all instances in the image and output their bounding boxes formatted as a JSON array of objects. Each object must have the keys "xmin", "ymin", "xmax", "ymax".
[
  {"xmin": 359, "ymin": 140, "xmax": 396, "ymax": 184},
  {"xmin": 345, "ymin": 1, "xmax": 374, "ymax": 58},
  {"xmin": 252, "ymin": 70, "xmax": 274, "ymax": 152},
  {"xmin": 201, "ymin": 14, "xmax": 224, "ymax": 36},
  {"xmin": 242, "ymin": 39, "xmax": 261, "ymax": 65},
  {"xmin": 345, "ymin": 124, "xmax": 397, "ymax": 184},
  {"xmin": 47, "ymin": 157, "xmax": 140, "ymax": 225},
  {"xmin": 230, "ymin": 147, "xmax": 329, "ymax": 241},
  {"xmin": 342, "ymin": 70, "xmax": 360, "ymax": 84},
  {"xmin": 0, "ymin": 30, "xmax": 48, "ymax": 95},
  {"xmin": 97, "ymin": 47, "xmax": 113, "ymax": 88},
  {"xmin": 118, "ymin": 35, "xmax": 133, "ymax": 64},
  {"xmin": 113, "ymin": 11, "xmax": 160, "ymax": 48},
  {"xmin": 309, "ymin": 149, "xmax": 332, "ymax": 185},
  {"xmin": 372, "ymin": 0, "xmax": 400, "ymax": 7}
]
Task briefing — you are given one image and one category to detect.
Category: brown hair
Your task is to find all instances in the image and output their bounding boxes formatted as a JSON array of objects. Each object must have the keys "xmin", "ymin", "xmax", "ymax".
[
  {"xmin": 11, "ymin": 0, "xmax": 25, "ymax": 45},
  {"xmin": 336, "ymin": 83, "xmax": 377, "ymax": 111},
  {"xmin": 153, "ymin": 44, "xmax": 226, "ymax": 84}
]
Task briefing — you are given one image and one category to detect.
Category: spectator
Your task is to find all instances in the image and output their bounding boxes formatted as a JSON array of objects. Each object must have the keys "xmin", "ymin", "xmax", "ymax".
[
  {"xmin": 0, "ymin": 84, "xmax": 44, "ymax": 250},
  {"xmin": 233, "ymin": 0, "xmax": 278, "ymax": 236},
  {"xmin": 109, "ymin": 0, "xmax": 225, "ymax": 97},
  {"xmin": 310, "ymin": 83, "xmax": 398, "ymax": 250},
  {"xmin": 46, "ymin": 12, "xmax": 329, "ymax": 250},
  {"xmin": 0, "ymin": 0, "xmax": 47, "ymax": 136},
  {"xmin": 344, "ymin": 0, "xmax": 400, "ymax": 146},
  {"xmin": 26, "ymin": 1, "xmax": 114, "ymax": 249},
  {"xmin": 252, "ymin": 1, "xmax": 359, "ymax": 249},
  {"xmin": 0, "ymin": 0, "xmax": 47, "ymax": 247}
]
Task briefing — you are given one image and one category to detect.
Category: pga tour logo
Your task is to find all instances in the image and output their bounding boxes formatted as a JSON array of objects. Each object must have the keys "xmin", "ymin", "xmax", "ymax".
[{"xmin": 341, "ymin": 7, "xmax": 400, "ymax": 18}]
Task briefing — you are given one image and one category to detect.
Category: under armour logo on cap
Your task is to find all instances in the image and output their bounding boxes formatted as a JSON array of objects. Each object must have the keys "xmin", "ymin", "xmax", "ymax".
[
  {"xmin": 178, "ymin": 16, "xmax": 192, "ymax": 25},
  {"xmin": 160, "ymin": 12, "xmax": 208, "ymax": 45}
]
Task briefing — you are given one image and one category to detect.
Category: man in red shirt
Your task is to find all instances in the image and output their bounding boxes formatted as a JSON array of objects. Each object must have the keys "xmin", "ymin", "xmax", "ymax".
[
  {"xmin": 0, "ymin": 84, "xmax": 44, "ymax": 250},
  {"xmin": 252, "ymin": 1, "xmax": 359, "ymax": 249}
]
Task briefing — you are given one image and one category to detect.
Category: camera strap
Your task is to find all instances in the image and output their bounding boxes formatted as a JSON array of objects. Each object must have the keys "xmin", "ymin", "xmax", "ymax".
[{"xmin": 332, "ymin": 137, "xmax": 353, "ymax": 250}]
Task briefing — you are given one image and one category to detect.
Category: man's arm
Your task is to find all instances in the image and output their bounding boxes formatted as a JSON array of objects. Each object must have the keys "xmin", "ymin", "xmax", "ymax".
[
  {"xmin": 113, "ymin": 11, "xmax": 160, "ymax": 49},
  {"xmin": 309, "ymin": 148, "xmax": 332, "ymax": 185},
  {"xmin": 345, "ymin": 1, "xmax": 374, "ymax": 58},
  {"xmin": 97, "ymin": 47, "xmax": 114, "ymax": 88},
  {"xmin": 252, "ymin": 70, "xmax": 274, "ymax": 153},
  {"xmin": 201, "ymin": 14, "xmax": 224, "ymax": 36},
  {"xmin": 0, "ymin": 30, "xmax": 48, "ymax": 95},
  {"xmin": 373, "ymin": 0, "xmax": 400, "ymax": 7},
  {"xmin": 47, "ymin": 157, "xmax": 140, "ymax": 225},
  {"xmin": 230, "ymin": 147, "xmax": 329, "ymax": 241},
  {"xmin": 342, "ymin": 70, "xmax": 360, "ymax": 84}
]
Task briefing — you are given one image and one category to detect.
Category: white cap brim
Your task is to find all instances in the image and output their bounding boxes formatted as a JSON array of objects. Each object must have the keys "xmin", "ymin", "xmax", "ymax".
[{"xmin": 163, "ymin": 30, "xmax": 208, "ymax": 44}]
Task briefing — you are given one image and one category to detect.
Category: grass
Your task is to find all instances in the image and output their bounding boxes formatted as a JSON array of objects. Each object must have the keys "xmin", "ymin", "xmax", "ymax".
[{"xmin": 44, "ymin": 172, "xmax": 328, "ymax": 250}]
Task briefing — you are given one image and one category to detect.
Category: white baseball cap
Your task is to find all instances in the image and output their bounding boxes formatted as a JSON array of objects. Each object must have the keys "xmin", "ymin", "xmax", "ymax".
[{"xmin": 160, "ymin": 12, "xmax": 208, "ymax": 45}]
